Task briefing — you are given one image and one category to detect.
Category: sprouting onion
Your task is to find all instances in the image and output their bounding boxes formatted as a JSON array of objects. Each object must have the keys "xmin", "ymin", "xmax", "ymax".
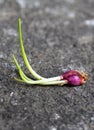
[{"xmin": 12, "ymin": 18, "xmax": 88, "ymax": 86}]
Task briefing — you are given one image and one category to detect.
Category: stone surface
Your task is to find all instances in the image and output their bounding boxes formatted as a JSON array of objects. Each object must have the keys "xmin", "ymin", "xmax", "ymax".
[{"xmin": 0, "ymin": 0, "xmax": 94, "ymax": 130}]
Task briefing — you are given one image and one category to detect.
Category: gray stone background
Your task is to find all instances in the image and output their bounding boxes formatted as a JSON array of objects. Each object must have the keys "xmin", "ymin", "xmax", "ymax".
[{"xmin": 0, "ymin": 0, "xmax": 94, "ymax": 130}]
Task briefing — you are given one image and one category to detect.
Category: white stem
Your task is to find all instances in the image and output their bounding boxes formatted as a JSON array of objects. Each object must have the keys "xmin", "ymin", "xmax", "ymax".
[
  {"xmin": 12, "ymin": 55, "xmax": 66, "ymax": 86},
  {"xmin": 15, "ymin": 77, "xmax": 68, "ymax": 86}
]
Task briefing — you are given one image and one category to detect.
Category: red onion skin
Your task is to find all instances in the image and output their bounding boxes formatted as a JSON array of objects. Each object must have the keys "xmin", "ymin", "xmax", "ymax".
[
  {"xmin": 66, "ymin": 75, "xmax": 82, "ymax": 85},
  {"xmin": 61, "ymin": 70, "xmax": 88, "ymax": 86}
]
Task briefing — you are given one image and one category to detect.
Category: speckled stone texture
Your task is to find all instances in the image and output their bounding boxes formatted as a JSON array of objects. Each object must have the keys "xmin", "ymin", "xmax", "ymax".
[{"xmin": 0, "ymin": 0, "xmax": 94, "ymax": 130}]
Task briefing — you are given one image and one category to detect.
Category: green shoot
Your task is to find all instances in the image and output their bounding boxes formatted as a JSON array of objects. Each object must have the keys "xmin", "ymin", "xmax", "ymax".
[
  {"xmin": 12, "ymin": 18, "xmax": 69, "ymax": 86},
  {"xmin": 18, "ymin": 18, "xmax": 45, "ymax": 80}
]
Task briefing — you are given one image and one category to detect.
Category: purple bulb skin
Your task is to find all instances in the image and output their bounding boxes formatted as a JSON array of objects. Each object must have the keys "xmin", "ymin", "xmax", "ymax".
[
  {"xmin": 61, "ymin": 70, "xmax": 88, "ymax": 86},
  {"xmin": 67, "ymin": 75, "xmax": 82, "ymax": 86}
]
